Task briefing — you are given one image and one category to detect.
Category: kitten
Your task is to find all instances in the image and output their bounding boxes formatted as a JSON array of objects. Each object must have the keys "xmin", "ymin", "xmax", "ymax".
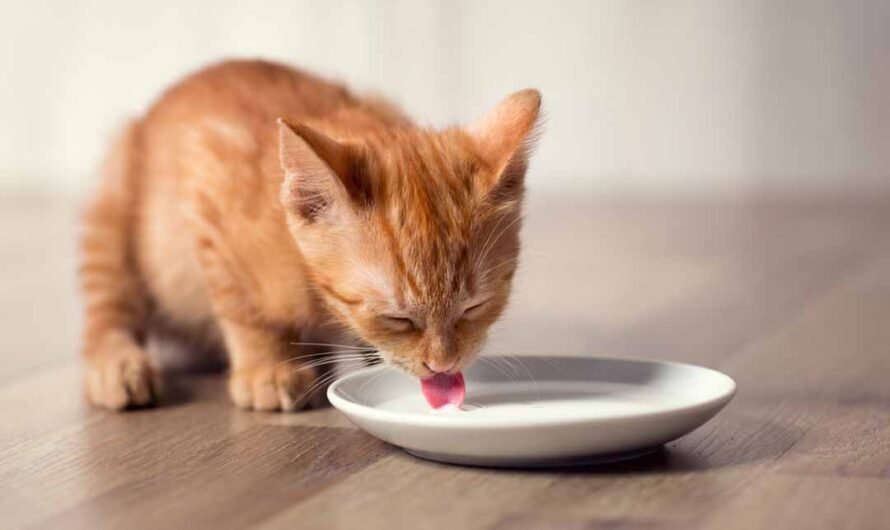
[{"xmin": 79, "ymin": 59, "xmax": 541, "ymax": 411}]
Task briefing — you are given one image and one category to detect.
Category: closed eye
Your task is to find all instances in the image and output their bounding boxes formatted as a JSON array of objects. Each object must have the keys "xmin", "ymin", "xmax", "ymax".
[
  {"xmin": 379, "ymin": 315, "xmax": 417, "ymax": 333},
  {"xmin": 461, "ymin": 300, "xmax": 489, "ymax": 320}
]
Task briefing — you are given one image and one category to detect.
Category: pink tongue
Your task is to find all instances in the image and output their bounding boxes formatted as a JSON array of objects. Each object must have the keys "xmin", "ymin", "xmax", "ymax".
[{"xmin": 421, "ymin": 372, "xmax": 466, "ymax": 409}]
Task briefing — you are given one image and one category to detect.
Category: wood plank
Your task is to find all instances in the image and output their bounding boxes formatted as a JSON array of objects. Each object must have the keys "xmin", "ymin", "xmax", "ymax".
[
  {"xmin": 724, "ymin": 246, "xmax": 890, "ymax": 401},
  {"xmin": 34, "ymin": 426, "xmax": 391, "ymax": 530},
  {"xmin": 0, "ymin": 364, "xmax": 357, "ymax": 528},
  {"xmin": 257, "ymin": 402, "xmax": 802, "ymax": 530},
  {"xmin": 257, "ymin": 453, "xmax": 557, "ymax": 530},
  {"xmin": 772, "ymin": 401, "xmax": 890, "ymax": 479},
  {"xmin": 699, "ymin": 475, "xmax": 890, "ymax": 530}
]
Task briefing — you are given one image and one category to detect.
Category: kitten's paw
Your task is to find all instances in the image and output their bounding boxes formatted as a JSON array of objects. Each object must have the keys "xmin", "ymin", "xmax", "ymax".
[
  {"xmin": 85, "ymin": 344, "xmax": 158, "ymax": 410},
  {"xmin": 228, "ymin": 363, "xmax": 323, "ymax": 412}
]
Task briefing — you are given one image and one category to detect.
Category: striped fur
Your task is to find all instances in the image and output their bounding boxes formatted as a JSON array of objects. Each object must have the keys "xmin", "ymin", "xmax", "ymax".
[{"xmin": 79, "ymin": 59, "xmax": 541, "ymax": 411}]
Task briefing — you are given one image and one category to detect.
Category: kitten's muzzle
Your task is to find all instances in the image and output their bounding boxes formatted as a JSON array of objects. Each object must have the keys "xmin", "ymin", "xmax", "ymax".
[{"xmin": 423, "ymin": 359, "xmax": 457, "ymax": 375}]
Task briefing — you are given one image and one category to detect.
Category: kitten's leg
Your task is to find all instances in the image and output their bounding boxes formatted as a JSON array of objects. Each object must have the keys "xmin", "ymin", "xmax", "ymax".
[
  {"xmin": 188, "ymin": 207, "xmax": 322, "ymax": 412},
  {"xmin": 79, "ymin": 123, "xmax": 157, "ymax": 410},
  {"xmin": 220, "ymin": 320, "xmax": 323, "ymax": 411}
]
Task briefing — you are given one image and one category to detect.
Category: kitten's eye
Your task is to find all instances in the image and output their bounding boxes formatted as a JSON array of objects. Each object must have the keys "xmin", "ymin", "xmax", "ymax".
[
  {"xmin": 461, "ymin": 300, "xmax": 489, "ymax": 320},
  {"xmin": 379, "ymin": 315, "xmax": 417, "ymax": 332}
]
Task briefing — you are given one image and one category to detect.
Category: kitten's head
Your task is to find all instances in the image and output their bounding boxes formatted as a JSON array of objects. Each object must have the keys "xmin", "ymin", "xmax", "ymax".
[{"xmin": 278, "ymin": 90, "xmax": 541, "ymax": 378}]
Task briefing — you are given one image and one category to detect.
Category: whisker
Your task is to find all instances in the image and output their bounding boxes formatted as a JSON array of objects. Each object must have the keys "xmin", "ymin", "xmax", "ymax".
[
  {"xmin": 276, "ymin": 351, "xmax": 376, "ymax": 364},
  {"xmin": 275, "ymin": 357, "xmax": 365, "ymax": 372},
  {"xmin": 470, "ymin": 213, "xmax": 509, "ymax": 275},
  {"xmin": 479, "ymin": 356, "xmax": 519, "ymax": 383},
  {"xmin": 479, "ymin": 257, "xmax": 521, "ymax": 282},
  {"xmin": 364, "ymin": 365, "xmax": 394, "ymax": 398},
  {"xmin": 489, "ymin": 351, "xmax": 572, "ymax": 378},
  {"xmin": 294, "ymin": 358, "xmax": 383, "ymax": 405},
  {"xmin": 284, "ymin": 348, "xmax": 377, "ymax": 359},
  {"xmin": 473, "ymin": 211, "xmax": 516, "ymax": 270},
  {"xmin": 356, "ymin": 364, "xmax": 392, "ymax": 396},
  {"xmin": 503, "ymin": 354, "xmax": 541, "ymax": 400},
  {"xmin": 473, "ymin": 214, "xmax": 523, "ymax": 276},
  {"xmin": 274, "ymin": 351, "xmax": 378, "ymax": 369},
  {"xmin": 288, "ymin": 341, "xmax": 372, "ymax": 351},
  {"xmin": 489, "ymin": 353, "xmax": 523, "ymax": 380},
  {"xmin": 294, "ymin": 375, "xmax": 340, "ymax": 405},
  {"xmin": 295, "ymin": 370, "xmax": 350, "ymax": 404},
  {"xmin": 534, "ymin": 355, "xmax": 573, "ymax": 377}
]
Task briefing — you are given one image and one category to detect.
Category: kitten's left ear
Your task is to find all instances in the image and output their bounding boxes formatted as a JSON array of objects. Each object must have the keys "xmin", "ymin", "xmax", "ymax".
[
  {"xmin": 278, "ymin": 118, "xmax": 363, "ymax": 222},
  {"xmin": 466, "ymin": 89, "xmax": 542, "ymax": 201}
]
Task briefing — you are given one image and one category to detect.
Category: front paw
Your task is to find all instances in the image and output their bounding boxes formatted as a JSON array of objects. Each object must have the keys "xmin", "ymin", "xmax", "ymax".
[
  {"xmin": 228, "ymin": 362, "xmax": 323, "ymax": 412},
  {"xmin": 85, "ymin": 343, "xmax": 158, "ymax": 410}
]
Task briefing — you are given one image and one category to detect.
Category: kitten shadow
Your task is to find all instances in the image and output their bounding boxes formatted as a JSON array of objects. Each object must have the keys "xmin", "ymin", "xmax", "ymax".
[
  {"xmin": 152, "ymin": 372, "xmax": 195, "ymax": 408},
  {"xmin": 138, "ymin": 327, "xmax": 227, "ymax": 409}
]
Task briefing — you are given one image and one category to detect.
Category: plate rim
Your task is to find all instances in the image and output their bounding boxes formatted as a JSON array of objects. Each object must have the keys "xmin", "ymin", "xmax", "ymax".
[{"xmin": 328, "ymin": 355, "xmax": 737, "ymax": 430}]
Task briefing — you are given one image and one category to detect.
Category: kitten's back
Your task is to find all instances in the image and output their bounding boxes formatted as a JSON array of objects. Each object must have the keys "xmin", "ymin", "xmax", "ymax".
[{"xmin": 132, "ymin": 61, "xmax": 368, "ymax": 339}]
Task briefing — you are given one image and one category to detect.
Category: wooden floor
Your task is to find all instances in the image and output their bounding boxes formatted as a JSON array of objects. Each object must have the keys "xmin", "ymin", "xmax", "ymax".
[{"xmin": 2, "ymin": 192, "xmax": 890, "ymax": 529}]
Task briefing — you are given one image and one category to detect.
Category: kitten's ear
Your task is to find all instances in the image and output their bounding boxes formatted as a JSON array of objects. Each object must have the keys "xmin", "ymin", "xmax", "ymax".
[
  {"xmin": 278, "ymin": 118, "xmax": 361, "ymax": 222},
  {"xmin": 466, "ymin": 89, "xmax": 542, "ymax": 202}
]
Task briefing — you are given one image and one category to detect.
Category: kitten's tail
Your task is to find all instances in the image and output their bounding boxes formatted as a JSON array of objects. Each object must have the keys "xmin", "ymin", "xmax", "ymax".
[{"xmin": 78, "ymin": 121, "xmax": 150, "ymax": 370}]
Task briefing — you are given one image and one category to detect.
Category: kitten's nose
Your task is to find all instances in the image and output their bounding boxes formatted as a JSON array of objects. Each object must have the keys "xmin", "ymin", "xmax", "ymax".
[{"xmin": 424, "ymin": 359, "xmax": 456, "ymax": 374}]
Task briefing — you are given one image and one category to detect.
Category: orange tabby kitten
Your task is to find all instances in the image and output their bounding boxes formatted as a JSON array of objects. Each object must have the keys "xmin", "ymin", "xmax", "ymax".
[{"xmin": 79, "ymin": 59, "xmax": 541, "ymax": 411}]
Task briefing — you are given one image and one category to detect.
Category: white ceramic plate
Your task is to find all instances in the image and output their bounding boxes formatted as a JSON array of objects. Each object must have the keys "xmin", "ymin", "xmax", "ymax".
[{"xmin": 328, "ymin": 355, "xmax": 736, "ymax": 467}]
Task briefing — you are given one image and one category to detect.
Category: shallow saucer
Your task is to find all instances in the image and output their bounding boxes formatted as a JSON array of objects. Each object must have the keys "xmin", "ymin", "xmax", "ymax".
[{"xmin": 328, "ymin": 355, "xmax": 736, "ymax": 467}]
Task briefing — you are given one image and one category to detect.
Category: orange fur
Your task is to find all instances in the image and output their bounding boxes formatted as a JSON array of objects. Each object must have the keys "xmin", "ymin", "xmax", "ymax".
[{"xmin": 79, "ymin": 59, "xmax": 541, "ymax": 411}]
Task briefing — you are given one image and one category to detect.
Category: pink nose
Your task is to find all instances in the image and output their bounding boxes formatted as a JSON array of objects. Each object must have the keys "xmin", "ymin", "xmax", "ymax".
[{"xmin": 424, "ymin": 359, "xmax": 456, "ymax": 374}]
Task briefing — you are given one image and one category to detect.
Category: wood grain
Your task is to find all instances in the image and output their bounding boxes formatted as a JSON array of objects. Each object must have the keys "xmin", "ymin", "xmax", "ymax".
[{"xmin": 2, "ymin": 193, "xmax": 890, "ymax": 529}]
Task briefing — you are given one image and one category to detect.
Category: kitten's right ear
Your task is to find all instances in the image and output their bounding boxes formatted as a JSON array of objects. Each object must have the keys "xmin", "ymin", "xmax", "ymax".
[
  {"xmin": 466, "ymin": 89, "xmax": 542, "ymax": 204},
  {"xmin": 278, "ymin": 118, "xmax": 359, "ymax": 222}
]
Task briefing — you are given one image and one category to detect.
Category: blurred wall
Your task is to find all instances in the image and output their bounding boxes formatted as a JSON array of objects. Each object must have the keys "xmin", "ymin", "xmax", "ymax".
[{"xmin": 1, "ymin": 0, "xmax": 888, "ymax": 194}]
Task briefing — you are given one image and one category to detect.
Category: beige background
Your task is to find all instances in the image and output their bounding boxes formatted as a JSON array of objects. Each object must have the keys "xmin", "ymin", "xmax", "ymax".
[{"xmin": 2, "ymin": 0, "xmax": 889, "ymax": 195}]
